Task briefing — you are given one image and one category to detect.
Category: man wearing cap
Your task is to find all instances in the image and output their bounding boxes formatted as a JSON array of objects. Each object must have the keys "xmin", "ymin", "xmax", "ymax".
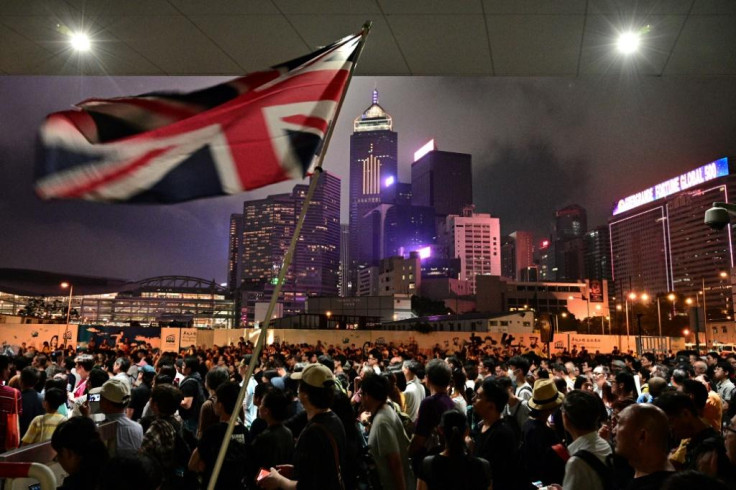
[
  {"xmin": 521, "ymin": 378, "xmax": 566, "ymax": 487},
  {"xmin": 260, "ymin": 363, "xmax": 347, "ymax": 490},
  {"xmin": 99, "ymin": 378, "xmax": 143, "ymax": 454}
]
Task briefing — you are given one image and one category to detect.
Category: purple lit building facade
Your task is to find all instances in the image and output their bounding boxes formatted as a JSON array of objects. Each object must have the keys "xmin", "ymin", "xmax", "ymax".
[{"xmin": 349, "ymin": 90, "xmax": 398, "ymax": 273}]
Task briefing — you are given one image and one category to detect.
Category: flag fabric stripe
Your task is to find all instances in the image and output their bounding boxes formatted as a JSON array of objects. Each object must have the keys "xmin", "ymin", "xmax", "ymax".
[{"xmin": 36, "ymin": 29, "xmax": 363, "ymax": 203}]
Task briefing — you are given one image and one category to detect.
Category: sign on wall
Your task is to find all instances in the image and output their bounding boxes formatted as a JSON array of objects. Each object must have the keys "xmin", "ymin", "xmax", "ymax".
[{"xmin": 179, "ymin": 328, "xmax": 198, "ymax": 347}]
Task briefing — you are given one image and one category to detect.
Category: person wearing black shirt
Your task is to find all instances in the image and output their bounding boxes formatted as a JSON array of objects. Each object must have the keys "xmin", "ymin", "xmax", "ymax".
[
  {"xmin": 179, "ymin": 356, "xmax": 205, "ymax": 443},
  {"xmin": 247, "ymin": 389, "xmax": 294, "ymax": 487},
  {"xmin": 260, "ymin": 363, "xmax": 347, "ymax": 490},
  {"xmin": 472, "ymin": 377, "xmax": 523, "ymax": 490},
  {"xmin": 127, "ymin": 366, "xmax": 154, "ymax": 421},
  {"xmin": 417, "ymin": 409, "xmax": 490, "ymax": 490},
  {"xmin": 614, "ymin": 404, "xmax": 675, "ymax": 490},
  {"xmin": 189, "ymin": 381, "xmax": 248, "ymax": 490}
]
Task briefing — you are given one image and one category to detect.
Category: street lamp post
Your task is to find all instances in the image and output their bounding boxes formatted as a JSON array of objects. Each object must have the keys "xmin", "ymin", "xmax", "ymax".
[
  {"xmin": 60, "ymin": 282, "xmax": 73, "ymax": 349},
  {"xmin": 625, "ymin": 295, "xmax": 633, "ymax": 353},
  {"xmin": 686, "ymin": 297, "xmax": 700, "ymax": 354},
  {"xmin": 636, "ymin": 312, "xmax": 644, "ymax": 354}
]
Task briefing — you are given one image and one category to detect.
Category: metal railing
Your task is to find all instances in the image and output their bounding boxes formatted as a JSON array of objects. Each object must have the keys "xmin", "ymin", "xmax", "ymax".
[{"xmin": 0, "ymin": 420, "xmax": 117, "ymax": 490}]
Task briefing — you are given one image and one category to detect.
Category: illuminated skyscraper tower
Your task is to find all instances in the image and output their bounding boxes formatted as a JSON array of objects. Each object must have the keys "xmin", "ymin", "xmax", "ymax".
[{"xmin": 348, "ymin": 89, "xmax": 398, "ymax": 291}]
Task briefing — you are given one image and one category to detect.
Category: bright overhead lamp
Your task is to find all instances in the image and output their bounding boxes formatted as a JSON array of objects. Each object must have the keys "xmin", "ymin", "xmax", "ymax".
[
  {"xmin": 616, "ymin": 31, "xmax": 640, "ymax": 54},
  {"xmin": 70, "ymin": 32, "xmax": 91, "ymax": 52}
]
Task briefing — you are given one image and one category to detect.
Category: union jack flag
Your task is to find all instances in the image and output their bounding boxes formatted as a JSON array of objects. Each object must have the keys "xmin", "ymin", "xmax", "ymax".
[{"xmin": 35, "ymin": 29, "xmax": 364, "ymax": 203}]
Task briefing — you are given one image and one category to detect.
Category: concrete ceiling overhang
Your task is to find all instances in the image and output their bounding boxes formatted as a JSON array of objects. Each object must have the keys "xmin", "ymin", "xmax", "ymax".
[{"xmin": 1, "ymin": 0, "xmax": 734, "ymax": 77}]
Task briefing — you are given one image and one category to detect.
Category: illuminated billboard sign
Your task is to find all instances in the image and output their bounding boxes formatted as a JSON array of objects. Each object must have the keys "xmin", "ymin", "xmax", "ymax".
[{"xmin": 612, "ymin": 157, "xmax": 729, "ymax": 216}]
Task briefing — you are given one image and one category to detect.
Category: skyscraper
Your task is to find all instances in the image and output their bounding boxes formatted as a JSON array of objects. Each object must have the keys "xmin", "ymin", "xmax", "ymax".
[
  {"xmin": 442, "ymin": 206, "xmax": 501, "ymax": 294},
  {"xmin": 508, "ymin": 231, "xmax": 535, "ymax": 280},
  {"xmin": 411, "ymin": 140, "xmax": 473, "ymax": 223},
  {"xmin": 227, "ymin": 213, "xmax": 243, "ymax": 290},
  {"xmin": 234, "ymin": 172, "xmax": 341, "ymax": 319},
  {"xmin": 339, "ymin": 224, "xmax": 350, "ymax": 297},
  {"xmin": 554, "ymin": 204, "xmax": 587, "ymax": 280},
  {"xmin": 349, "ymin": 89, "xmax": 398, "ymax": 273},
  {"xmin": 609, "ymin": 157, "xmax": 734, "ymax": 322},
  {"xmin": 584, "ymin": 226, "xmax": 612, "ymax": 282}
]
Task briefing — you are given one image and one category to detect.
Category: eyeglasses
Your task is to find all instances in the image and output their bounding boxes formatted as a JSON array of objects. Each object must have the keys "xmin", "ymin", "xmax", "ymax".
[{"xmin": 593, "ymin": 371, "xmax": 604, "ymax": 376}]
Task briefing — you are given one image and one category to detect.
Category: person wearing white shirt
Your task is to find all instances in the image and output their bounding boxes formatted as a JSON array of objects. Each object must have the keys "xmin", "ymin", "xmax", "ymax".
[
  {"xmin": 552, "ymin": 390, "xmax": 612, "ymax": 490},
  {"xmin": 402, "ymin": 360, "xmax": 425, "ymax": 422}
]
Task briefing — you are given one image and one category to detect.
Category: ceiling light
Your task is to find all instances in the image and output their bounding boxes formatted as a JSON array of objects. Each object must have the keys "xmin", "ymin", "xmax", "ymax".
[
  {"xmin": 616, "ymin": 31, "xmax": 640, "ymax": 54},
  {"xmin": 70, "ymin": 32, "xmax": 91, "ymax": 52}
]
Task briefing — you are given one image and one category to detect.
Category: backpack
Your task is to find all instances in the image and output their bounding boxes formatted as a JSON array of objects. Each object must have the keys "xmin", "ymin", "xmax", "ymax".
[
  {"xmin": 355, "ymin": 426, "xmax": 383, "ymax": 490},
  {"xmin": 164, "ymin": 424, "xmax": 198, "ymax": 490},
  {"xmin": 503, "ymin": 403, "xmax": 524, "ymax": 444},
  {"xmin": 573, "ymin": 450, "xmax": 616, "ymax": 490},
  {"xmin": 389, "ymin": 400, "xmax": 414, "ymax": 438}
]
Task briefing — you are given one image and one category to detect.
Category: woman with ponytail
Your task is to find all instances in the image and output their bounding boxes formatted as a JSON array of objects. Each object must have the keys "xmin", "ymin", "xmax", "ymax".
[
  {"xmin": 51, "ymin": 416, "xmax": 109, "ymax": 490},
  {"xmin": 416, "ymin": 409, "xmax": 491, "ymax": 490}
]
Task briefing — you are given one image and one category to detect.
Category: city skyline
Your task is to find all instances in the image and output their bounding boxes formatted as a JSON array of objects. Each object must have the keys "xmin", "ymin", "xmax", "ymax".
[{"xmin": 1, "ymin": 76, "xmax": 736, "ymax": 283}]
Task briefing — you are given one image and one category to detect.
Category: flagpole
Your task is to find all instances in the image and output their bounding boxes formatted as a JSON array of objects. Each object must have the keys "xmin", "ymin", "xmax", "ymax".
[{"xmin": 207, "ymin": 23, "xmax": 372, "ymax": 490}]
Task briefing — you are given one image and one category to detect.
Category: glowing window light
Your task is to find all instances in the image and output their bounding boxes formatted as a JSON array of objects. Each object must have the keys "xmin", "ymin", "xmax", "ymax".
[
  {"xmin": 417, "ymin": 246, "xmax": 431, "ymax": 260},
  {"xmin": 413, "ymin": 139, "xmax": 436, "ymax": 162}
]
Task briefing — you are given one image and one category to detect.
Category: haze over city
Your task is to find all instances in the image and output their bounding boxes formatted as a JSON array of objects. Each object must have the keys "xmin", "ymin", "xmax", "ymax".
[{"xmin": 1, "ymin": 75, "xmax": 735, "ymax": 283}]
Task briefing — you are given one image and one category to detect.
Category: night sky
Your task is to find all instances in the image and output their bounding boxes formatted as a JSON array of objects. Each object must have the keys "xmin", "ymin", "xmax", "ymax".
[{"xmin": 1, "ymin": 75, "xmax": 736, "ymax": 284}]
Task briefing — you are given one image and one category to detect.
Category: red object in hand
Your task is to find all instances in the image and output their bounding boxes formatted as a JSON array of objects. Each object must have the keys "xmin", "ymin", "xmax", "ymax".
[{"xmin": 256, "ymin": 469, "xmax": 270, "ymax": 482}]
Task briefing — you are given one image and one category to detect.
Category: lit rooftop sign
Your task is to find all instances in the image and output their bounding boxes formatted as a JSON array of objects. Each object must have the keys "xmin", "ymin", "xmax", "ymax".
[
  {"xmin": 612, "ymin": 157, "xmax": 729, "ymax": 216},
  {"xmin": 413, "ymin": 139, "xmax": 436, "ymax": 162}
]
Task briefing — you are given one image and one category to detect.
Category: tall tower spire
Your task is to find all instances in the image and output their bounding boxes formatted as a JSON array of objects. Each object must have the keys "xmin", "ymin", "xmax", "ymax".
[{"xmin": 354, "ymin": 86, "xmax": 392, "ymax": 132}]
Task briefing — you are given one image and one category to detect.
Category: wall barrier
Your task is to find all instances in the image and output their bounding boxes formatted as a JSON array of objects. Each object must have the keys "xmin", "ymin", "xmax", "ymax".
[{"xmin": 0, "ymin": 323, "xmax": 688, "ymax": 355}]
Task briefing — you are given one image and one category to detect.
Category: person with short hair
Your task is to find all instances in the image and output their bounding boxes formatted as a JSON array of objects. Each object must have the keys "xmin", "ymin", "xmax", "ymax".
[
  {"xmin": 614, "ymin": 404, "xmax": 675, "ymax": 489},
  {"xmin": 51, "ymin": 416, "xmax": 109, "ymax": 490},
  {"xmin": 655, "ymin": 392, "xmax": 725, "ymax": 471},
  {"xmin": 179, "ymin": 356, "xmax": 205, "ymax": 442},
  {"xmin": 248, "ymin": 389, "xmax": 294, "ymax": 487},
  {"xmin": 19, "ymin": 366, "xmax": 43, "ymax": 437},
  {"xmin": 127, "ymin": 365, "xmax": 155, "ymax": 421},
  {"xmin": 402, "ymin": 360, "xmax": 425, "ymax": 422},
  {"xmin": 188, "ymin": 381, "xmax": 248, "ymax": 490},
  {"xmin": 559, "ymin": 390, "xmax": 612, "ymax": 490},
  {"xmin": 112, "ymin": 357, "xmax": 132, "ymax": 391},
  {"xmin": 72, "ymin": 354, "xmax": 95, "ymax": 399},
  {"xmin": 417, "ymin": 410, "xmax": 491, "ymax": 490},
  {"xmin": 140, "ymin": 384, "xmax": 186, "ymax": 483},
  {"xmin": 714, "ymin": 362, "xmax": 735, "ymax": 415},
  {"xmin": 472, "ymin": 377, "xmax": 523, "ymax": 490},
  {"xmin": 408, "ymin": 359, "xmax": 455, "ymax": 473},
  {"xmin": 21, "ymin": 387, "xmax": 67, "ymax": 445},
  {"xmin": 361, "ymin": 373, "xmax": 413, "ymax": 490}
]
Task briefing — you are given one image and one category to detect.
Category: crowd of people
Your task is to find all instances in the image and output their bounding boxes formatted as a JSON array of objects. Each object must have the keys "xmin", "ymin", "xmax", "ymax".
[{"xmin": 0, "ymin": 336, "xmax": 735, "ymax": 490}]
